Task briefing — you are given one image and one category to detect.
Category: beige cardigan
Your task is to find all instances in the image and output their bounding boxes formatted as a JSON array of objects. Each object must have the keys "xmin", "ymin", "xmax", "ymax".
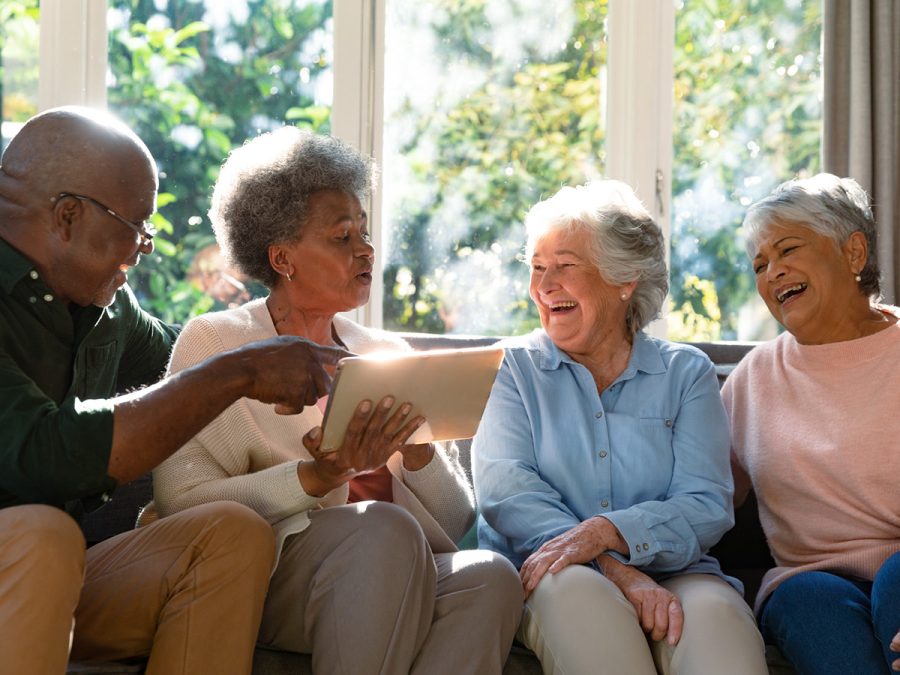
[{"xmin": 151, "ymin": 298, "xmax": 475, "ymax": 562}]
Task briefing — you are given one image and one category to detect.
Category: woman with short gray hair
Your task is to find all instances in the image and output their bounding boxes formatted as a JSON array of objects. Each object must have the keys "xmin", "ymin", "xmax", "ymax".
[
  {"xmin": 724, "ymin": 173, "xmax": 900, "ymax": 674},
  {"xmin": 474, "ymin": 180, "xmax": 767, "ymax": 674}
]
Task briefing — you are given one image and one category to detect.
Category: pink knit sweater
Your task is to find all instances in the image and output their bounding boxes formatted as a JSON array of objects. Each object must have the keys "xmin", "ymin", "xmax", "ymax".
[{"xmin": 722, "ymin": 312, "xmax": 900, "ymax": 611}]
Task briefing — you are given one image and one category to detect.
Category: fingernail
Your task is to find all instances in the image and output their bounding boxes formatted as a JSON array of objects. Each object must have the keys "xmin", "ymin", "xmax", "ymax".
[
  {"xmin": 400, "ymin": 403, "xmax": 412, "ymax": 415},
  {"xmin": 310, "ymin": 427, "xmax": 321, "ymax": 439},
  {"xmin": 381, "ymin": 396, "xmax": 394, "ymax": 409},
  {"xmin": 359, "ymin": 400, "xmax": 372, "ymax": 413}
]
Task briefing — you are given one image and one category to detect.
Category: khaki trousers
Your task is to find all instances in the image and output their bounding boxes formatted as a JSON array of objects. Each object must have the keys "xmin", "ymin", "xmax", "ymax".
[
  {"xmin": 519, "ymin": 565, "xmax": 768, "ymax": 675},
  {"xmin": 258, "ymin": 501, "xmax": 524, "ymax": 675},
  {"xmin": 0, "ymin": 501, "xmax": 274, "ymax": 675}
]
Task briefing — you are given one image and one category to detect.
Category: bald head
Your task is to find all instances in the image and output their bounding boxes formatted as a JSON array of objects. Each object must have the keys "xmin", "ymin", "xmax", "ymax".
[{"xmin": 0, "ymin": 106, "xmax": 158, "ymax": 220}]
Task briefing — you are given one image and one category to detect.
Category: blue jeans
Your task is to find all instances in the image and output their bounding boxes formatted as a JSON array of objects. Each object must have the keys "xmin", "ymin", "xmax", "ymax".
[{"xmin": 760, "ymin": 551, "xmax": 900, "ymax": 675}]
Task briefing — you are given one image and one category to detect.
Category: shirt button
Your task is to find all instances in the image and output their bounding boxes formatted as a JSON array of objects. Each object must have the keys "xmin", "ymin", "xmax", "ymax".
[
  {"xmin": 643, "ymin": 543, "xmax": 649, "ymax": 551},
  {"xmin": 598, "ymin": 450, "xmax": 608, "ymax": 458},
  {"xmin": 635, "ymin": 545, "xmax": 641, "ymax": 553},
  {"xmin": 29, "ymin": 270, "xmax": 39, "ymax": 279},
  {"xmin": 43, "ymin": 294, "xmax": 53, "ymax": 302},
  {"xmin": 600, "ymin": 499, "xmax": 609, "ymax": 508},
  {"xmin": 665, "ymin": 419, "xmax": 673, "ymax": 428},
  {"xmin": 29, "ymin": 296, "xmax": 37, "ymax": 303},
  {"xmin": 595, "ymin": 411, "xmax": 603, "ymax": 418}
]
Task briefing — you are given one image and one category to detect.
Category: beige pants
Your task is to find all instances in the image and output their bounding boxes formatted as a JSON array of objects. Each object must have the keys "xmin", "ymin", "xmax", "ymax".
[
  {"xmin": 258, "ymin": 501, "xmax": 524, "ymax": 675},
  {"xmin": 520, "ymin": 565, "xmax": 768, "ymax": 675},
  {"xmin": 0, "ymin": 501, "xmax": 274, "ymax": 675}
]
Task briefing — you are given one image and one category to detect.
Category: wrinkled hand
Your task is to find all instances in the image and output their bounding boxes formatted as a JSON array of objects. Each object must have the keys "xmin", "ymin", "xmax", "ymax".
[
  {"xmin": 236, "ymin": 336, "xmax": 351, "ymax": 414},
  {"xmin": 598, "ymin": 555, "xmax": 683, "ymax": 645},
  {"xmin": 299, "ymin": 396, "xmax": 424, "ymax": 494},
  {"xmin": 891, "ymin": 629, "xmax": 899, "ymax": 671},
  {"xmin": 520, "ymin": 517, "xmax": 623, "ymax": 599}
]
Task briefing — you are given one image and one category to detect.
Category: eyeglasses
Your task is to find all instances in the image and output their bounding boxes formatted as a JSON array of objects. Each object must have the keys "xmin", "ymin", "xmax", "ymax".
[{"xmin": 53, "ymin": 192, "xmax": 157, "ymax": 247}]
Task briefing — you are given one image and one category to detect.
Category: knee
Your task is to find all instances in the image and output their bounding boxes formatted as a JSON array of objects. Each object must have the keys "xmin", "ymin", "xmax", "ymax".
[
  {"xmin": 871, "ymin": 551, "xmax": 900, "ymax": 619},
  {"xmin": 354, "ymin": 501, "xmax": 430, "ymax": 559},
  {"xmin": 874, "ymin": 551, "xmax": 900, "ymax": 589},
  {"xmin": 182, "ymin": 501, "xmax": 275, "ymax": 570},
  {"xmin": 453, "ymin": 550, "xmax": 523, "ymax": 612},
  {"xmin": 678, "ymin": 578, "xmax": 758, "ymax": 638},
  {"xmin": 4, "ymin": 505, "xmax": 85, "ymax": 588}
]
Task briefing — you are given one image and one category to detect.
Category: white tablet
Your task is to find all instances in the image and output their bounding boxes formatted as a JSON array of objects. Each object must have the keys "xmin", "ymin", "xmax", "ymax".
[{"xmin": 320, "ymin": 346, "xmax": 504, "ymax": 451}]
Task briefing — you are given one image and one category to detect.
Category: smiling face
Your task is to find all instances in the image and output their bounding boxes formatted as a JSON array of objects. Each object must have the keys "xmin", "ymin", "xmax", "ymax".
[
  {"xmin": 279, "ymin": 189, "xmax": 374, "ymax": 315},
  {"xmin": 529, "ymin": 227, "xmax": 633, "ymax": 359},
  {"xmin": 751, "ymin": 220, "xmax": 867, "ymax": 344}
]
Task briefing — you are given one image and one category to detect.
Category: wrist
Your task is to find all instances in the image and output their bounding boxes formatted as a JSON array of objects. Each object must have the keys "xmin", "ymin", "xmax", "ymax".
[
  {"xmin": 401, "ymin": 443, "xmax": 434, "ymax": 471},
  {"xmin": 297, "ymin": 460, "xmax": 343, "ymax": 497},
  {"xmin": 591, "ymin": 516, "xmax": 628, "ymax": 556}
]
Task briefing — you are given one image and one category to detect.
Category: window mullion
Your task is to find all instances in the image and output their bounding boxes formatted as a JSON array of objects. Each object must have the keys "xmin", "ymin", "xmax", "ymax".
[
  {"xmin": 333, "ymin": 0, "xmax": 385, "ymax": 329},
  {"xmin": 39, "ymin": 0, "xmax": 106, "ymax": 111},
  {"xmin": 607, "ymin": 0, "xmax": 674, "ymax": 337}
]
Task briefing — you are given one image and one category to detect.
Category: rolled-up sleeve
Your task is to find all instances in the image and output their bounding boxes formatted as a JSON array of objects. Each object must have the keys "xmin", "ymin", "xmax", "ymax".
[{"xmin": 0, "ymin": 351, "xmax": 116, "ymax": 506}]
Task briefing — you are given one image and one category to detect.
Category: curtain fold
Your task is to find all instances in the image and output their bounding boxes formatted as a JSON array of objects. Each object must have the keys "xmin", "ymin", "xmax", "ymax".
[{"xmin": 823, "ymin": 0, "xmax": 899, "ymax": 304}]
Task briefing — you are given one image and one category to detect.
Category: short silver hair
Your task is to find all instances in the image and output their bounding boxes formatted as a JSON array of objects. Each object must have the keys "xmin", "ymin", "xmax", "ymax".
[
  {"xmin": 743, "ymin": 173, "xmax": 880, "ymax": 298},
  {"xmin": 525, "ymin": 179, "xmax": 668, "ymax": 334},
  {"xmin": 209, "ymin": 126, "xmax": 376, "ymax": 288}
]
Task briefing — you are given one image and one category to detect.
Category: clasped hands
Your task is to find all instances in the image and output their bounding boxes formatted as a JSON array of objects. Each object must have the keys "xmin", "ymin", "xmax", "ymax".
[{"xmin": 520, "ymin": 517, "xmax": 684, "ymax": 645}]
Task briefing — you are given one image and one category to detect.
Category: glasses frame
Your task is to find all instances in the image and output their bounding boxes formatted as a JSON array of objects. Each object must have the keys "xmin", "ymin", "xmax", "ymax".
[{"xmin": 54, "ymin": 192, "xmax": 157, "ymax": 247}]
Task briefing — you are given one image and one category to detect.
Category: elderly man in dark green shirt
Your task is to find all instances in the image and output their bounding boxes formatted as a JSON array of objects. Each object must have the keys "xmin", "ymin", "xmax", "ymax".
[{"xmin": 0, "ymin": 107, "xmax": 349, "ymax": 675}]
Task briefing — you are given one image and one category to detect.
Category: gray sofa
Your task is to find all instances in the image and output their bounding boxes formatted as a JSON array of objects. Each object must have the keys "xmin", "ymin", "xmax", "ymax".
[{"xmin": 69, "ymin": 336, "xmax": 791, "ymax": 675}]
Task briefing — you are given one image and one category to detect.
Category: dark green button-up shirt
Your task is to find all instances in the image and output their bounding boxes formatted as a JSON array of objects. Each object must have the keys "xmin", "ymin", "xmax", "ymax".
[{"xmin": 0, "ymin": 238, "xmax": 177, "ymax": 514}]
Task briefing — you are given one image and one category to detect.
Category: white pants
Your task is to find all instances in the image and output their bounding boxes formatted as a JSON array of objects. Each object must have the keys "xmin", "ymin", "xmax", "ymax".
[{"xmin": 519, "ymin": 565, "xmax": 768, "ymax": 675}]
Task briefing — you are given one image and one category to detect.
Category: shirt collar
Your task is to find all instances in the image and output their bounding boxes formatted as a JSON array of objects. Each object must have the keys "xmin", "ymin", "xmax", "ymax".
[
  {"xmin": 0, "ymin": 237, "xmax": 39, "ymax": 294},
  {"xmin": 537, "ymin": 328, "xmax": 667, "ymax": 380}
]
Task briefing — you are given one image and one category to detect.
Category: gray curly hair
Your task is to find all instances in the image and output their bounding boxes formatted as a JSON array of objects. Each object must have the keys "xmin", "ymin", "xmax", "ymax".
[
  {"xmin": 742, "ymin": 173, "xmax": 881, "ymax": 299},
  {"xmin": 209, "ymin": 126, "xmax": 376, "ymax": 288},
  {"xmin": 524, "ymin": 179, "xmax": 668, "ymax": 335}
]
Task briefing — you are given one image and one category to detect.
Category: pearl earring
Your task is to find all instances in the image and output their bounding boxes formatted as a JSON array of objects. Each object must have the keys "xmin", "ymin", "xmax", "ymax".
[
  {"xmin": 854, "ymin": 274, "xmax": 861, "ymax": 282},
  {"xmin": 620, "ymin": 293, "xmax": 627, "ymax": 301}
]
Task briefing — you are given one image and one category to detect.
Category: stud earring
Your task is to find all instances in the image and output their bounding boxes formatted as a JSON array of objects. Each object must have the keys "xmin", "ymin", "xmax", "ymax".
[
  {"xmin": 286, "ymin": 271, "xmax": 293, "ymax": 282},
  {"xmin": 620, "ymin": 293, "xmax": 628, "ymax": 301},
  {"xmin": 855, "ymin": 274, "xmax": 861, "ymax": 282}
]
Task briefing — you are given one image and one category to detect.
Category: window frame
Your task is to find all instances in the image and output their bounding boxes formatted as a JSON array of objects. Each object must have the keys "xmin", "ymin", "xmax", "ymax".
[{"xmin": 36, "ymin": 0, "xmax": 674, "ymax": 335}]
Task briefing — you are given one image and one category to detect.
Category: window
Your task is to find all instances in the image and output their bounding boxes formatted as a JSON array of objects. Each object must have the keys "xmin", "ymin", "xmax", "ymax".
[
  {"xmin": 0, "ymin": 0, "xmax": 39, "ymax": 153},
  {"xmin": 106, "ymin": 0, "xmax": 334, "ymax": 323},
  {"xmin": 381, "ymin": 1, "xmax": 608, "ymax": 335},
  {"xmin": 669, "ymin": 0, "xmax": 822, "ymax": 341},
  {"xmin": 13, "ymin": 0, "xmax": 824, "ymax": 339}
]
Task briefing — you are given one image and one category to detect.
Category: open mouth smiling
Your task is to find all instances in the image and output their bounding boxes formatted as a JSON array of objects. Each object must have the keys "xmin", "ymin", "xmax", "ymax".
[
  {"xmin": 549, "ymin": 301, "xmax": 577, "ymax": 312},
  {"xmin": 775, "ymin": 283, "xmax": 807, "ymax": 304}
]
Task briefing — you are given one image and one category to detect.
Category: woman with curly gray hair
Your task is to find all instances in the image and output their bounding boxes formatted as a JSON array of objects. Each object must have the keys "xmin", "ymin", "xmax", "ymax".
[
  {"xmin": 473, "ymin": 180, "xmax": 767, "ymax": 674},
  {"xmin": 151, "ymin": 126, "xmax": 522, "ymax": 674}
]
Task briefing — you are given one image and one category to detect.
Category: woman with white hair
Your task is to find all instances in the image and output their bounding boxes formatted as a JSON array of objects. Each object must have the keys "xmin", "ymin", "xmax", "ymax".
[
  {"xmin": 151, "ymin": 126, "xmax": 522, "ymax": 675},
  {"xmin": 723, "ymin": 173, "xmax": 900, "ymax": 674},
  {"xmin": 473, "ymin": 180, "xmax": 767, "ymax": 674}
]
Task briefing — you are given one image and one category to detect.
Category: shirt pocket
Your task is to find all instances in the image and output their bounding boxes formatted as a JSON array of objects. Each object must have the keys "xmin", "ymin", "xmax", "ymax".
[
  {"xmin": 77, "ymin": 341, "xmax": 119, "ymax": 398},
  {"xmin": 605, "ymin": 413, "xmax": 675, "ymax": 500}
]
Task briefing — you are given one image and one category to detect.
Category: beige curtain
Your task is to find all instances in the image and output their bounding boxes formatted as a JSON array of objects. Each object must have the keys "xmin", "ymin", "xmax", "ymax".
[{"xmin": 823, "ymin": 0, "xmax": 900, "ymax": 304}]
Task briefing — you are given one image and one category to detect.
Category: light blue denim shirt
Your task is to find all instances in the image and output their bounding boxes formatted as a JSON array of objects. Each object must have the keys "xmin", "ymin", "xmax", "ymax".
[{"xmin": 473, "ymin": 329, "xmax": 738, "ymax": 589}]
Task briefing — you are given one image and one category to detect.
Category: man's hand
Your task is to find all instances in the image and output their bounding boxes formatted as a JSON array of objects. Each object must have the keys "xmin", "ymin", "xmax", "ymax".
[{"xmin": 232, "ymin": 336, "xmax": 351, "ymax": 414}]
